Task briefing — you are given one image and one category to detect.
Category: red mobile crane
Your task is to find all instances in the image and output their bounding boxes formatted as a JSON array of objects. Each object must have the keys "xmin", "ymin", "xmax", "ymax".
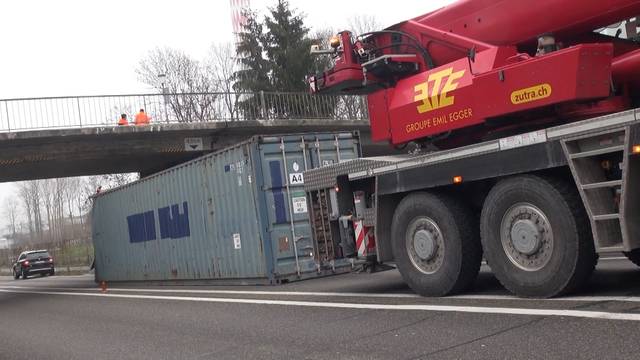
[{"xmin": 303, "ymin": 0, "xmax": 640, "ymax": 297}]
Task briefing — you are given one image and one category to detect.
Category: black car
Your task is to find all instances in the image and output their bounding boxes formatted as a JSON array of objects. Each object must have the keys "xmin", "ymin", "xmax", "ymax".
[{"xmin": 12, "ymin": 250, "xmax": 55, "ymax": 279}]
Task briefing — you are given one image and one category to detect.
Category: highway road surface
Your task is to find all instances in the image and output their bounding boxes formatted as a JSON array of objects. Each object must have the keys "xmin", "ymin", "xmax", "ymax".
[{"xmin": 1, "ymin": 257, "xmax": 639, "ymax": 360}]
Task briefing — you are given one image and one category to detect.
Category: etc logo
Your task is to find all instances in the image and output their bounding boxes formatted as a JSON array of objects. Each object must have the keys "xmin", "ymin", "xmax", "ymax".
[{"xmin": 414, "ymin": 68, "xmax": 465, "ymax": 114}]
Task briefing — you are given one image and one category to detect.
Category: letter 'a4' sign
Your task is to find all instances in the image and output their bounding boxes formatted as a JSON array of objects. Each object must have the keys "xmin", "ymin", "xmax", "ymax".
[{"xmin": 289, "ymin": 173, "xmax": 304, "ymax": 185}]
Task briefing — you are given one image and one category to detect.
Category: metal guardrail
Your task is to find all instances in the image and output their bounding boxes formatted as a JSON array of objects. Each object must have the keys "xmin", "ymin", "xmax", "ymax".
[{"xmin": 0, "ymin": 92, "xmax": 369, "ymax": 132}]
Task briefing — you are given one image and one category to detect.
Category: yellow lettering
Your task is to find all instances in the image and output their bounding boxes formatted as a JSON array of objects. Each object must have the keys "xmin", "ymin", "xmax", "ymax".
[
  {"xmin": 414, "ymin": 67, "xmax": 465, "ymax": 114},
  {"xmin": 510, "ymin": 84, "xmax": 552, "ymax": 105},
  {"xmin": 449, "ymin": 108, "xmax": 473, "ymax": 122},
  {"xmin": 406, "ymin": 108, "xmax": 474, "ymax": 133},
  {"xmin": 440, "ymin": 69, "xmax": 465, "ymax": 108},
  {"xmin": 428, "ymin": 68, "xmax": 451, "ymax": 110},
  {"xmin": 414, "ymin": 83, "xmax": 432, "ymax": 113}
]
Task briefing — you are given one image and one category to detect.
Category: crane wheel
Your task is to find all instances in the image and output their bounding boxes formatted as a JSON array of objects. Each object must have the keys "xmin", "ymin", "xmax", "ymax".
[
  {"xmin": 391, "ymin": 192, "xmax": 481, "ymax": 297},
  {"xmin": 480, "ymin": 174, "xmax": 597, "ymax": 298}
]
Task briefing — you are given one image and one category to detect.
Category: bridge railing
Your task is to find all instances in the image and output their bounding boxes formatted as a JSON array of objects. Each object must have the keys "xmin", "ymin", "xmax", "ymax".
[{"xmin": 0, "ymin": 92, "xmax": 369, "ymax": 132}]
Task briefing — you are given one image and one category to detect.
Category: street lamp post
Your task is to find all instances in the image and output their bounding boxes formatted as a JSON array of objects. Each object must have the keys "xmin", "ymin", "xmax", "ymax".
[{"xmin": 157, "ymin": 73, "xmax": 168, "ymax": 123}]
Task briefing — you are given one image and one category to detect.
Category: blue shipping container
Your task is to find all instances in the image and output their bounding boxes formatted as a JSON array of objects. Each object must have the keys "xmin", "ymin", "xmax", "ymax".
[{"xmin": 92, "ymin": 132, "xmax": 361, "ymax": 283}]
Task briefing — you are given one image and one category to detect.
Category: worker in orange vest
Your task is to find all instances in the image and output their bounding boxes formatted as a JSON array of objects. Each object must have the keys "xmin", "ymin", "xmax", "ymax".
[
  {"xmin": 117, "ymin": 113, "xmax": 129, "ymax": 126},
  {"xmin": 134, "ymin": 108, "xmax": 151, "ymax": 125}
]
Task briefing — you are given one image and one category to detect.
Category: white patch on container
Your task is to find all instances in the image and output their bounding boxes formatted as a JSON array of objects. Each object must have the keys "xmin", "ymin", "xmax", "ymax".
[
  {"xmin": 322, "ymin": 159, "xmax": 334, "ymax": 167},
  {"xmin": 499, "ymin": 130, "xmax": 547, "ymax": 150},
  {"xmin": 289, "ymin": 173, "xmax": 304, "ymax": 185},
  {"xmin": 184, "ymin": 137, "xmax": 203, "ymax": 151},
  {"xmin": 248, "ymin": 175, "xmax": 252, "ymax": 184},
  {"xmin": 292, "ymin": 196, "xmax": 308, "ymax": 214},
  {"xmin": 233, "ymin": 233, "xmax": 241, "ymax": 249},
  {"xmin": 237, "ymin": 176, "xmax": 243, "ymax": 187},
  {"xmin": 292, "ymin": 162, "xmax": 300, "ymax": 172}
]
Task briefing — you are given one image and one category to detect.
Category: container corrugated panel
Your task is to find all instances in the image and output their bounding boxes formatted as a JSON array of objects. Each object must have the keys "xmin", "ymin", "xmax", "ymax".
[{"xmin": 92, "ymin": 132, "xmax": 360, "ymax": 283}]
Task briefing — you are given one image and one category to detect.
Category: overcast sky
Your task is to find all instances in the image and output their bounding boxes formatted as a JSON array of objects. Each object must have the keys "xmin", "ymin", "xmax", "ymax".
[{"xmin": 0, "ymin": 0, "xmax": 455, "ymax": 230}]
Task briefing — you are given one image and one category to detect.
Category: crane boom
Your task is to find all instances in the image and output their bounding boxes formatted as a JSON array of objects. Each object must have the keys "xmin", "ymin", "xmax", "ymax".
[{"xmin": 309, "ymin": 0, "xmax": 640, "ymax": 148}]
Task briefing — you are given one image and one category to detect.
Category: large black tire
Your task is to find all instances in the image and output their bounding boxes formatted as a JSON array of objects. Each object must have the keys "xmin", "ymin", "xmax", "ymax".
[
  {"xmin": 13, "ymin": 268, "xmax": 20, "ymax": 280},
  {"xmin": 391, "ymin": 192, "xmax": 482, "ymax": 296},
  {"xmin": 480, "ymin": 175, "xmax": 597, "ymax": 298},
  {"xmin": 21, "ymin": 269, "xmax": 28, "ymax": 280},
  {"xmin": 624, "ymin": 249, "xmax": 640, "ymax": 267}
]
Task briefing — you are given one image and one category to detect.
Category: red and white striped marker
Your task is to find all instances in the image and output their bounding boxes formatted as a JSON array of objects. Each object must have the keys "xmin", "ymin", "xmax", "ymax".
[{"xmin": 354, "ymin": 220, "xmax": 367, "ymax": 257}]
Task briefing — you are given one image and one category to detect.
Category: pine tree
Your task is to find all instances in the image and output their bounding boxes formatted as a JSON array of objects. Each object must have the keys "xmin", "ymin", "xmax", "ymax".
[
  {"xmin": 263, "ymin": 0, "xmax": 313, "ymax": 92},
  {"xmin": 234, "ymin": 10, "xmax": 272, "ymax": 119},
  {"xmin": 263, "ymin": 0, "xmax": 336, "ymax": 118},
  {"xmin": 233, "ymin": 1, "xmax": 337, "ymax": 119}
]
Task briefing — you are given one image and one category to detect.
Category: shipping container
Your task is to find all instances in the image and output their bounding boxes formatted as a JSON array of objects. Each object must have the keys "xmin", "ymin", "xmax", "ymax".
[{"xmin": 91, "ymin": 132, "xmax": 361, "ymax": 283}]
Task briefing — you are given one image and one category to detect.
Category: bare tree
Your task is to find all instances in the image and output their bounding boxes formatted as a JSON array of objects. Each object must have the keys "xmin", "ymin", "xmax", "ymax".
[
  {"xmin": 137, "ymin": 47, "xmax": 219, "ymax": 122},
  {"xmin": 206, "ymin": 42, "xmax": 240, "ymax": 121},
  {"xmin": 33, "ymin": 181, "xmax": 44, "ymax": 241},
  {"xmin": 40, "ymin": 178, "xmax": 68, "ymax": 243},
  {"xmin": 17, "ymin": 183, "xmax": 33, "ymax": 242},
  {"xmin": 64, "ymin": 177, "xmax": 82, "ymax": 238},
  {"xmin": 101, "ymin": 173, "xmax": 138, "ymax": 188},
  {"xmin": 17, "ymin": 181, "xmax": 44, "ymax": 244},
  {"xmin": 41, "ymin": 179, "xmax": 56, "ymax": 242},
  {"xmin": 4, "ymin": 174, "xmax": 139, "ymax": 250},
  {"xmin": 79, "ymin": 176, "xmax": 102, "ymax": 216},
  {"xmin": 2, "ymin": 196, "xmax": 19, "ymax": 238},
  {"xmin": 54, "ymin": 178, "xmax": 67, "ymax": 240},
  {"xmin": 348, "ymin": 14, "xmax": 382, "ymax": 37}
]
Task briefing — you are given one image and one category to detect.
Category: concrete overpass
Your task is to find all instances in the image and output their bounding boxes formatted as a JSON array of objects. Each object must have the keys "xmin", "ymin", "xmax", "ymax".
[
  {"xmin": 0, "ymin": 92, "xmax": 392, "ymax": 182},
  {"xmin": 0, "ymin": 119, "xmax": 387, "ymax": 183}
]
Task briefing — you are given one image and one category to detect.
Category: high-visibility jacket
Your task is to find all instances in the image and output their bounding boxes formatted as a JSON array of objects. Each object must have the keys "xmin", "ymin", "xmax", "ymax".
[
  {"xmin": 118, "ymin": 117, "xmax": 128, "ymax": 126},
  {"xmin": 135, "ymin": 112, "xmax": 150, "ymax": 125}
]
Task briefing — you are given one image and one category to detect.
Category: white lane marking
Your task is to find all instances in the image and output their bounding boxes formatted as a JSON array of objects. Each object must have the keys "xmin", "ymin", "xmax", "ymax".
[
  {"xmin": 480, "ymin": 256, "xmax": 627, "ymax": 265},
  {"xmin": 483, "ymin": 256, "xmax": 627, "ymax": 264},
  {"xmin": 2, "ymin": 286, "xmax": 640, "ymax": 303},
  {"xmin": 0, "ymin": 286, "xmax": 419, "ymax": 298},
  {"xmin": 1, "ymin": 289, "xmax": 639, "ymax": 322},
  {"xmin": 450, "ymin": 294, "xmax": 640, "ymax": 302}
]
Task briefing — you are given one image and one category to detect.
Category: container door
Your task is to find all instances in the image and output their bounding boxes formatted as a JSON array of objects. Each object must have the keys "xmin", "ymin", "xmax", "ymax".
[
  {"xmin": 308, "ymin": 133, "xmax": 360, "ymax": 262},
  {"xmin": 257, "ymin": 135, "xmax": 317, "ymax": 277},
  {"xmin": 257, "ymin": 133, "xmax": 361, "ymax": 278}
]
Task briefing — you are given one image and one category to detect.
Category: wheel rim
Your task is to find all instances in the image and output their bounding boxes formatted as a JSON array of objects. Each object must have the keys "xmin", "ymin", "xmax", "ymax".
[
  {"xmin": 500, "ymin": 202, "xmax": 553, "ymax": 271},
  {"xmin": 405, "ymin": 216, "xmax": 445, "ymax": 274}
]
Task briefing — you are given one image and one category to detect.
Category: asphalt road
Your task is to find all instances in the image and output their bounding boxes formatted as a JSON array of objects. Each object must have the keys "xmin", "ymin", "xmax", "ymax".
[{"xmin": 1, "ymin": 257, "xmax": 639, "ymax": 360}]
